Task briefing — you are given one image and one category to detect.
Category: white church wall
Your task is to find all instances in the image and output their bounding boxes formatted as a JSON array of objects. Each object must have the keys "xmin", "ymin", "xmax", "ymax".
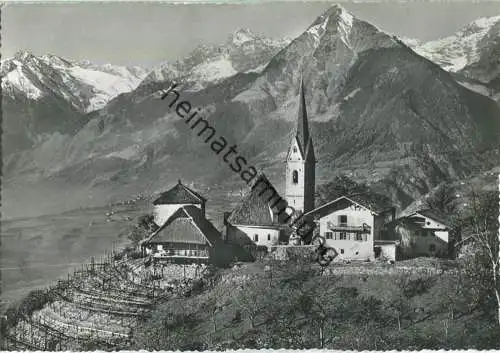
[
  {"xmin": 285, "ymin": 139, "xmax": 307, "ymax": 212},
  {"xmin": 235, "ymin": 225, "xmax": 280, "ymax": 248}
]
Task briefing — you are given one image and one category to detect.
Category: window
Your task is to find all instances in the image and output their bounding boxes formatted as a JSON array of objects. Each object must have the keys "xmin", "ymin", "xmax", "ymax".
[
  {"xmin": 429, "ymin": 244, "xmax": 436, "ymax": 252},
  {"xmin": 340, "ymin": 249, "xmax": 345, "ymax": 254},
  {"xmin": 339, "ymin": 232, "xmax": 347, "ymax": 240},
  {"xmin": 292, "ymin": 170, "xmax": 299, "ymax": 184},
  {"xmin": 325, "ymin": 232, "xmax": 333, "ymax": 239},
  {"xmin": 254, "ymin": 234, "xmax": 259, "ymax": 242},
  {"xmin": 293, "ymin": 146, "xmax": 297, "ymax": 153},
  {"xmin": 355, "ymin": 233, "xmax": 363, "ymax": 241},
  {"xmin": 267, "ymin": 234, "xmax": 271, "ymax": 241},
  {"xmin": 339, "ymin": 215, "xmax": 348, "ymax": 225}
]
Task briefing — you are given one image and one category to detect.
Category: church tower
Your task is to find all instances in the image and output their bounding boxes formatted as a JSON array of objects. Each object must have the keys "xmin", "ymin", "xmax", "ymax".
[{"xmin": 285, "ymin": 79, "xmax": 316, "ymax": 214}]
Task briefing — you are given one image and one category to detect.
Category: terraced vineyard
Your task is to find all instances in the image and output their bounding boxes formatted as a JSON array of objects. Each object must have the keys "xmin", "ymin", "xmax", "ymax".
[{"xmin": 1, "ymin": 253, "xmax": 210, "ymax": 351}]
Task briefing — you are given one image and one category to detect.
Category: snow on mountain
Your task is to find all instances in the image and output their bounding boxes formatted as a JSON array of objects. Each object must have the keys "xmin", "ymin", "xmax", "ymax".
[
  {"xmin": 305, "ymin": 5, "xmax": 354, "ymax": 48},
  {"xmin": 191, "ymin": 56, "xmax": 238, "ymax": 83},
  {"xmin": 141, "ymin": 28, "xmax": 290, "ymax": 89},
  {"xmin": 4, "ymin": 62, "xmax": 44, "ymax": 100},
  {"xmin": 403, "ymin": 15, "xmax": 500, "ymax": 101},
  {"xmin": 1, "ymin": 51, "xmax": 148, "ymax": 112},
  {"xmin": 408, "ymin": 15, "xmax": 500, "ymax": 73},
  {"xmin": 231, "ymin": 28, "xmax": 255, "ymax": 46}
]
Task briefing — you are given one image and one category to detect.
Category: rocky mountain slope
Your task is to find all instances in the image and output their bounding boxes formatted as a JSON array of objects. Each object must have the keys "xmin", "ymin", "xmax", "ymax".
[
  {"xmin": 405, "ymin": 15, "xmax": 500, "ymax": 102},
  {"xmin": 2, "ymin": 51, "xmax": 148, "ymax": 112},
  {"xmin": 4, "ymin": 6, "xmax": 500, "ymax": 218},
  {"xmin": 141, "ymin": 28, "xmax": 290, "ymax": 91},
  {"xmin": 1, "ymin": 51, "xmax": 147, "ymax": 157}
]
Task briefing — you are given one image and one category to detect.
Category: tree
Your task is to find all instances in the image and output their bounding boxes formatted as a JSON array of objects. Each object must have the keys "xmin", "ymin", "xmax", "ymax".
[
  {"xmin": 128, "ymin": 214, "xmax": 158, "ymax": 244},
  {"xmin": 316, "ymin": 175, "xmax": 368, "ymax": 205},
  {"xmin": 424, "ymin": 182, "xmax": 458, "ymax": 214},
  {"xmin": 458, "ymin": 190, "xmax": 499, "ymax": 324}
]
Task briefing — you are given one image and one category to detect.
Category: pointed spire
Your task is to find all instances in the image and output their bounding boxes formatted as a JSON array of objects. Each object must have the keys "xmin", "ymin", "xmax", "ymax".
[{"xmin": 296, "ymin": 76, "xmax": 310, "ymax": 156}]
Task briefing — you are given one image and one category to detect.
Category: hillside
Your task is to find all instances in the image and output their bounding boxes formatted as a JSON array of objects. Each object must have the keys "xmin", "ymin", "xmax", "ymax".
[
  {"xmin": 4, "ymin": 250, "xmax": 499, "ymax": 351},
  {"xmin": 132, "ymin": 258, "xmax": 500, "ymax": 350},
  {"xmin": 3, "ymin": 5, "xmax": 500, "ymax": 218}
]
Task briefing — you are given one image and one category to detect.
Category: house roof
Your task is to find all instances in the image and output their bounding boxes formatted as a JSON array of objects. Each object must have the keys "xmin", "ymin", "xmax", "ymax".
[
  {"xmin": 305, "ymin": 193, "xmax": 394, "ymax": 218},
  {"xmin": 153, "ymin": 180, "xmax": 207, "ymax": 205},
  {"xmin": 387, "ymin": 217, "xmax": 424, "ymax": 231},
  {"xmin": 410, "ymin": 208, "xmax": 451, "ymax": 227},
  {"xmin": 227, "ymin": 174, "xmax": 288, "ymax": 227},
  {"xmin": 145, "ymin": 205, "xmax": 221, "ymax": 246}
]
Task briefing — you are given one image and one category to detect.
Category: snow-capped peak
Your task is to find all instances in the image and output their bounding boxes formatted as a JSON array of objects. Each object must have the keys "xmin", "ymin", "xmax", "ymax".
[
  {"xmin": 1, "ymin": 52, "xmax": 148, "ymax": 112},
  {"xmin": 411, "ymin": 15, "xmax": 500, "ymax": 72},
  {"xmin": 13, "ymin": 49, "xmax": 35, "ymax": 62},
  {"xmin": 306, "ymin": 4, "xmax": 355, "ymax": 48},
  {"xmin": 142, "ymin": 28, "xmax": 290, "ymax": 90},
  {"xmin": 459, "ymin": 15, "xmax": 500, "ymax": 35},
  {"xmin": 230, "ymin": 28, "xmax": 257, "ymax": 45}
]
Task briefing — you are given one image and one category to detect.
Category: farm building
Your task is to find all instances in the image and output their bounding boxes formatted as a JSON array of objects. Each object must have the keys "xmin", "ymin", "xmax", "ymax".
[
  {"xmin": 407, "ymin": 209, "xmax": 450, "ymax": 243},
  {"xmin": 384, "ymin": 209, "xmax": 451, "ymax": 259},
  {"xmin": 142, "ymin": 205, "xmax": 230, "ymax": 265},
  {"xmin": 152, "ymin": 180, "xmax": 206, "ymax": 227}
]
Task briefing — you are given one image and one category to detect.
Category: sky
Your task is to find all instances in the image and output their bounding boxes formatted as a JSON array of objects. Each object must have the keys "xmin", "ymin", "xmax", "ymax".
[{"xmin": 3, "ymin": 1, "xmax": 500, "ymax": 67}]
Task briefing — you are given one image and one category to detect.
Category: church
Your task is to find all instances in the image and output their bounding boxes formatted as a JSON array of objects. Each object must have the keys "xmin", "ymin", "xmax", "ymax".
[
  {"xmin": 225, "ymin": 79, "xmax": 317, "ymax": 248},
  {"xmin": 225, "ymin": 79, "xmax": 397, "ymax": 262}
]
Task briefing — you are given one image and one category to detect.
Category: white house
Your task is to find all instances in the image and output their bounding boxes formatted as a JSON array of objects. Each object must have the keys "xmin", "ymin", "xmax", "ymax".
[
  {"xmin": 305, "ymin": 194, "xmax": 396, "ymax": 262},
  {"xmin": 152, "ymin": 180, "xmax": 206, "ymax": 227}
]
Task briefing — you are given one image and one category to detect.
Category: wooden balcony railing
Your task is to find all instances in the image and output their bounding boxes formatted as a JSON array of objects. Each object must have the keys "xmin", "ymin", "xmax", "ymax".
[{"xmin": 327, "ymin": 222, "xmax": 371, "ymax": 233}]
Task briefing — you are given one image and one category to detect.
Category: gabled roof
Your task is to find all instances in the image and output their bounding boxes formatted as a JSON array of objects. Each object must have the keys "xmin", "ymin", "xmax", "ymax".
[
  {"xmin": 153, "ymin": 180, "xmax": 207, "ymax": 205},
  {"xmin": 227, "ymin": 174, "xmax": 287, "ymax": 227},
  {"xmin": 305, "ymin": 193, "xmax": 394, "ymax": 218},
  {"xmin": 410, "ymin": 209, "xmax": 451, "ymax": 227},
  {"xmin": 145, "ymin": 205, "xmax": 221, "ymax": 246}
]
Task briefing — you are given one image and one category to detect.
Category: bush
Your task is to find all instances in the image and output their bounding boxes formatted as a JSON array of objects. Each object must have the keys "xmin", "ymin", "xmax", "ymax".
[{"xmin": 128, "ymin": 251, "xmax": 145, "ymax": 259}]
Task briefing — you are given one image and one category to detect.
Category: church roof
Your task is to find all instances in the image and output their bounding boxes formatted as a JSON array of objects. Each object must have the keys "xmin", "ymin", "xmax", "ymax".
[
  {"xmin": 294, "ymin": 78, "xmax": 315, "ymax": 161},
  {"xmin": 145, "ymin": 205, "xmax": 221, "ymax": 246},
  {"xmin": 227, "ymin": 174, "xmax": 287, "ymax": 227},
  {"xmin": 153, "ymin": 180, "xmax": 207, "ymax": 205}
]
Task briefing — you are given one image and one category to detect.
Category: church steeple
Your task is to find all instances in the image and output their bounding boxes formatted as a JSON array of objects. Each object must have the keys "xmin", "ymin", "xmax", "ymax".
[
  {"xmin": 296, "ymin": 78, "xmax": 310, "ymax": 156},
  {"xmin": 294, "ymin": 78, "xmax": 315, "ymax": 162},
  {"xmin": 284, "ymin": 78, "xmax": 316, "ymax": 214}
]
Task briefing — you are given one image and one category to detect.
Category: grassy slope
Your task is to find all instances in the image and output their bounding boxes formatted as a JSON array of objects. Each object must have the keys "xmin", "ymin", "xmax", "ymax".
[{"xmin": 132, "ymin": 258, "xmax": 500, "ymax": 350}]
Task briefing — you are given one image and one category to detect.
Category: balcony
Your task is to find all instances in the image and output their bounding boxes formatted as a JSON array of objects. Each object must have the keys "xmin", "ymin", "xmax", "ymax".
[
  {"xmin": 327, "ymin": 222, "xmax": 371, "ymax": 233},
  {"xmin": 153, "ymin": 249, "xmax": 209, "ymax": 259}
]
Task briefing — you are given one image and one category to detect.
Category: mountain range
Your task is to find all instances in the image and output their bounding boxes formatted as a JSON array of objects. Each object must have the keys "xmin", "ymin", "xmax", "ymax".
[
  {"xmin": 404, "ymin": 15, "xmax": 500, "ymax": 102},
  {"xmin": 3, "ymin": 6, "xmax": 500, "ymax": 219}
]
